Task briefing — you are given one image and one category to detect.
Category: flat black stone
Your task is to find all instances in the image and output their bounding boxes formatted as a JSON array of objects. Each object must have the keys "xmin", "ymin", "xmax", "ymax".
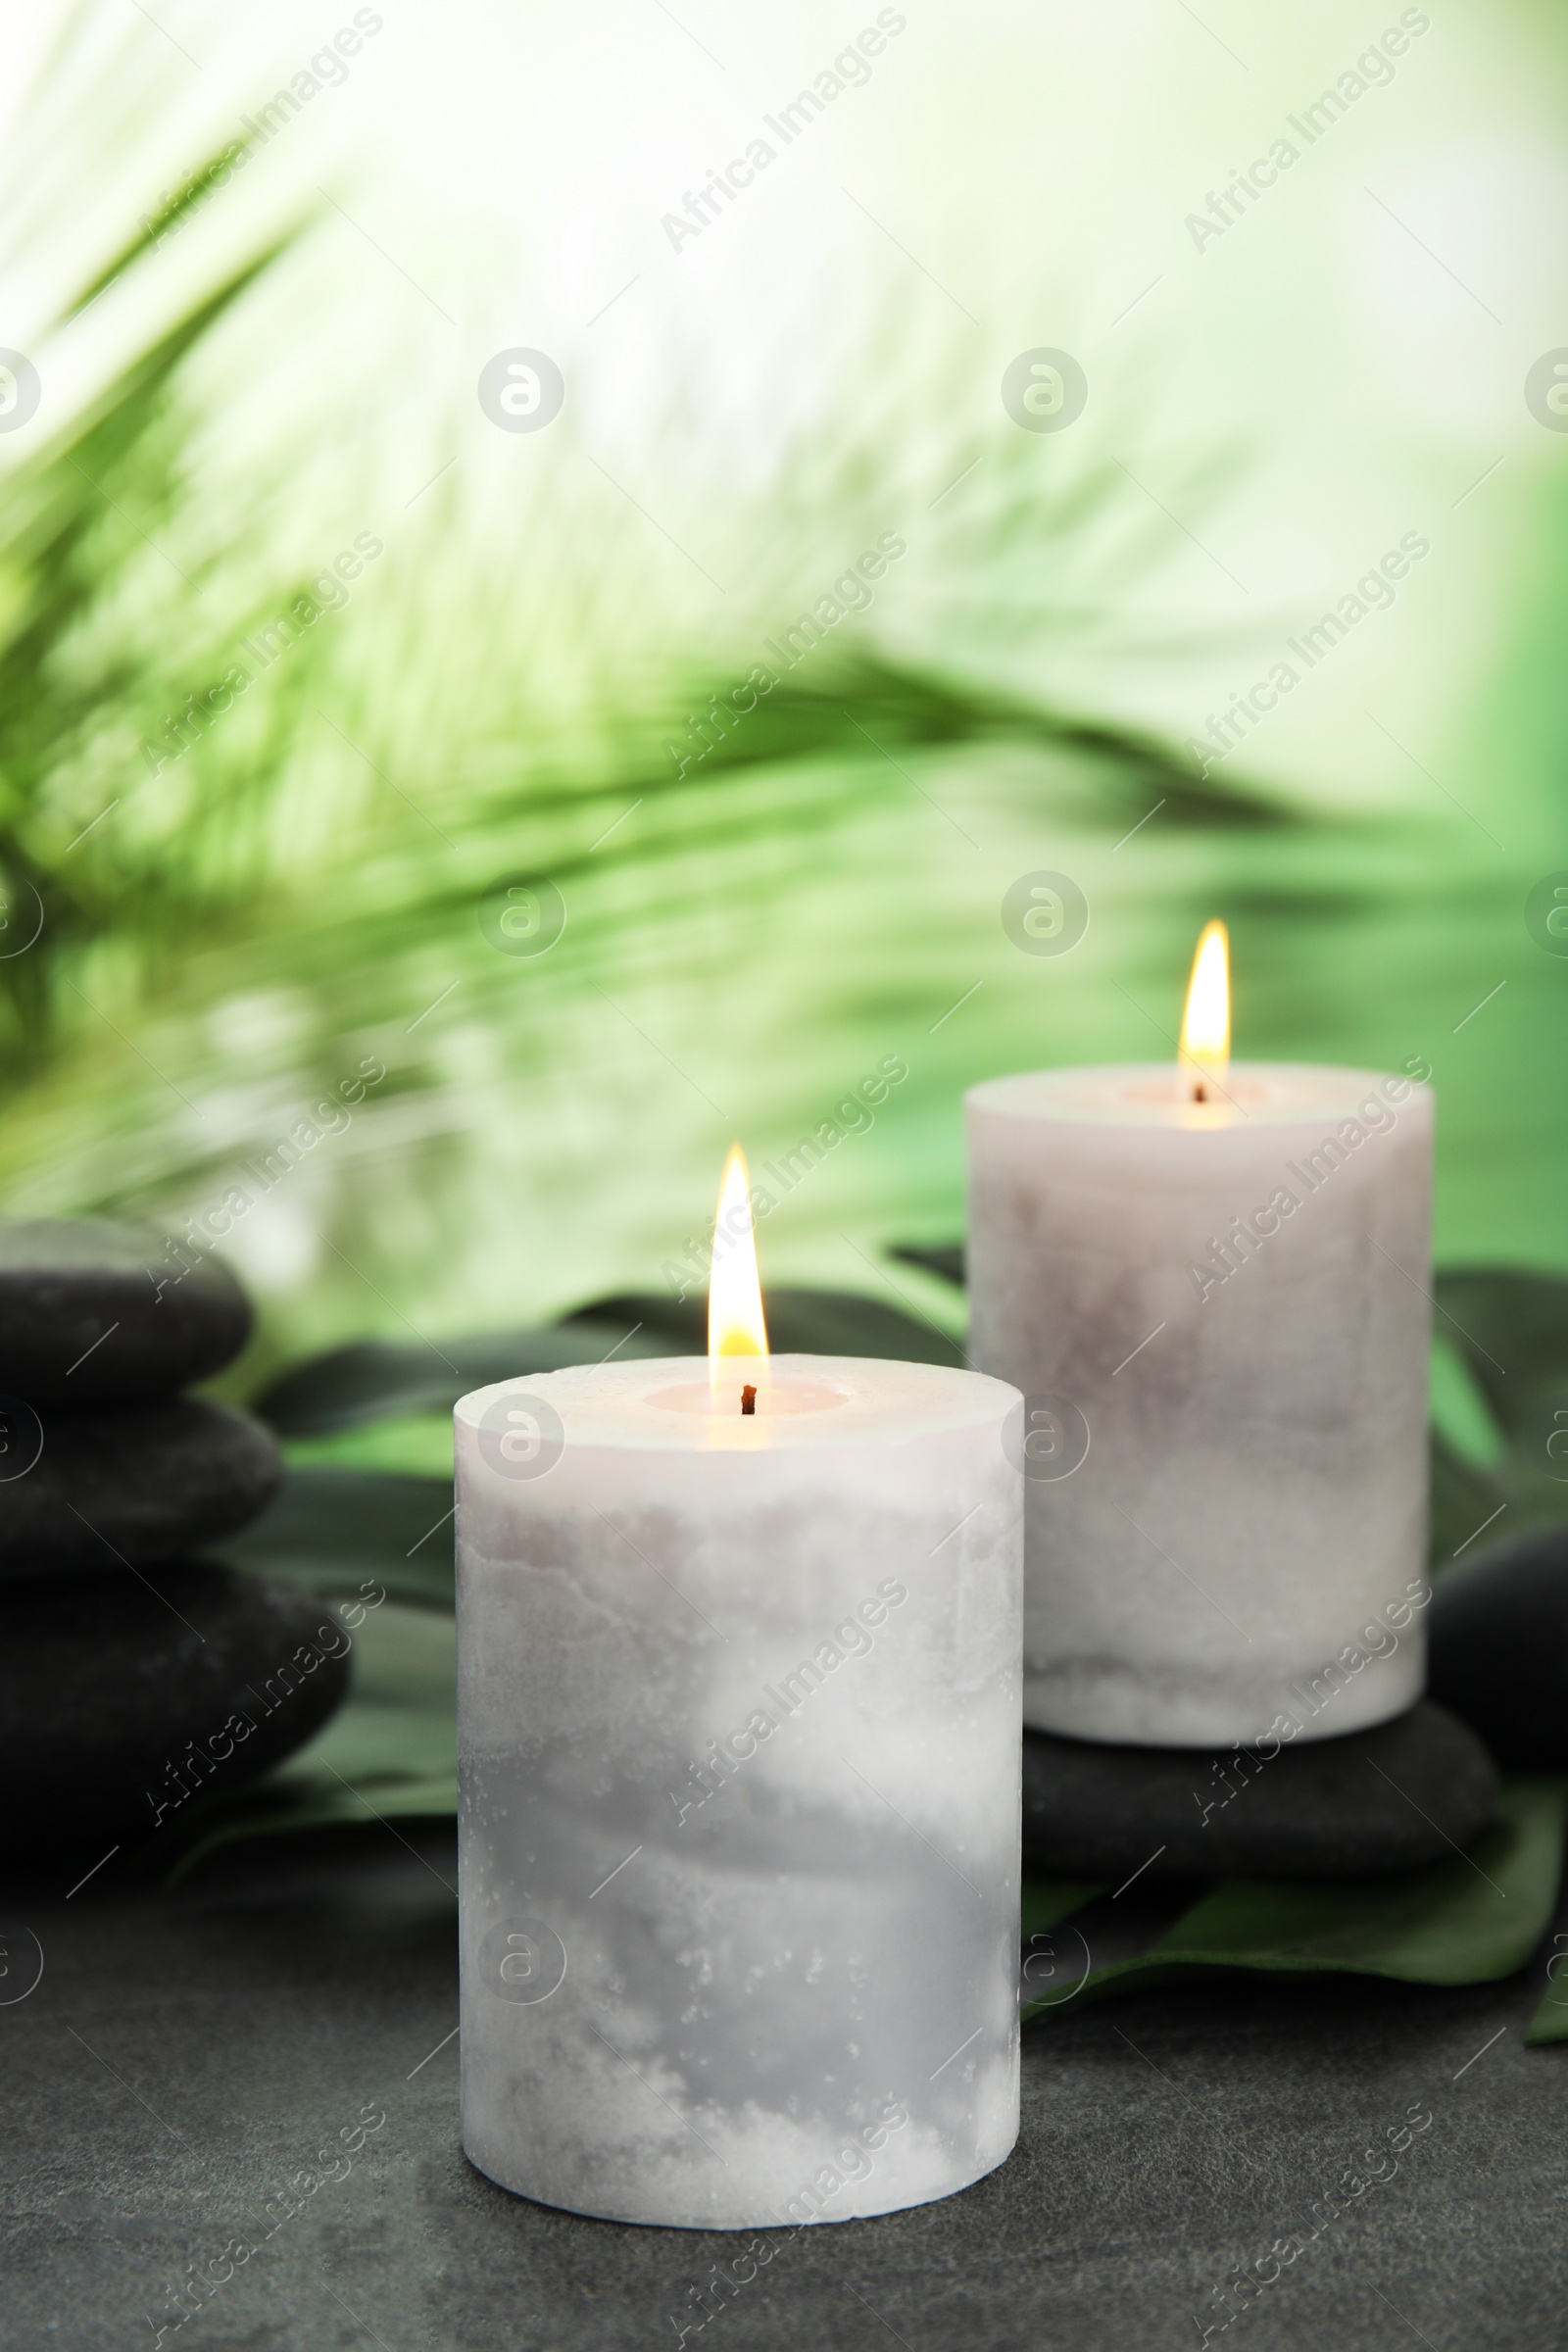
[
  {"xmin": 1021, "ymin": 1700, "xmax": 1499, "ymax": 1881},
  {"xmin": 0, "ymin": 1561, "xmax": 350, "ymax": 1854},
  {"xmin": 0, "ymin": 1399, "xmax": 282, "ymax": 1574},
  {"xmin": 0, "ymin": 1218, "xmax": 251, "ymax": 1405},
  {"xmin": 1429, "ymin": 1524, "xmax": 1568, "ymax": 1769}
]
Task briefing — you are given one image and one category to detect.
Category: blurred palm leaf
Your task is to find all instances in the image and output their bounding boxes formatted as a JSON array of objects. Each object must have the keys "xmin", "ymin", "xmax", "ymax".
[
  {"xmin": 0, "ymin": 243, "xmax": 1308, "ymax": 1387},
  {"xmin": 0, "ymin": 38, "xmax": 1508, "ymax": 1392},
  {"xmin": 0, "ymin": 241, "xmax": 282, "ymax": 1063}
]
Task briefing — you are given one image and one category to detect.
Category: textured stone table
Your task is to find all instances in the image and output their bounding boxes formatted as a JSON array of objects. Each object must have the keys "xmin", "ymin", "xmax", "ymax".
[{"xmin": 3, "ymin": 1823, "xmax": 1565, "ymax": 2351}]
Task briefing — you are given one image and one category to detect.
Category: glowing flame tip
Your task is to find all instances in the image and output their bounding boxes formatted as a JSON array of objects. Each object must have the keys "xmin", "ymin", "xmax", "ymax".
[
  {"xmin": 708, "ymin": 1143, "xmax": 768, "ymax": 1364},
  {"xmin": 1179, "ymin": 919, "xmax": 1230, "ymax": 1096}
]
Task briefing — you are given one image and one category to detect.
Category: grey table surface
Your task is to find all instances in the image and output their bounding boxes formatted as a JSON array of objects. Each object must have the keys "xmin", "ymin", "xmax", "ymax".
[{"xmin": 4, "ymin": 1823, "xmax": 1566, "ymax": 2352}]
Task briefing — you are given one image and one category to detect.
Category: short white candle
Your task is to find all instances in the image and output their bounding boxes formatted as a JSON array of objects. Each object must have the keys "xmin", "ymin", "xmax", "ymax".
[
  {"xmin": 455, "ymin": 1153, "xmax": 1022, "ymax": 2230},
  {"xmin": 967, "ymin": 928, "xmax": 1433, "ymax": 1748}
]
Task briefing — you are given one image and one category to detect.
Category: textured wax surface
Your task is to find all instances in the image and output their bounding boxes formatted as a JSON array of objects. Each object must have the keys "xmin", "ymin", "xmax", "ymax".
[
  {"xmin": 455, "ymin": 1355, "xmax": 1023, "ymax": 2228},
  {"xmin": 967, "ymin": 1068, "xmax": 1434, "ymax": 1746}
]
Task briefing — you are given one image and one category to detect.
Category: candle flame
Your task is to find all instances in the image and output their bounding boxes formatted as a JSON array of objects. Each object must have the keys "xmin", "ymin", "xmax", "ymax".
[
  {"xmin": 1179, "ymin": 919, "xmax": 1230, "ymax": 1099},
  {"xmin": 708, "ymin": 1143, "xmax": 769, "ymax": 1366}
]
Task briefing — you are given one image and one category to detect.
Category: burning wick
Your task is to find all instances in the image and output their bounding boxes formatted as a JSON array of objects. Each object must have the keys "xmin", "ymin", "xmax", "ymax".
[
  {"xmin": 1193, "ymin": 1082, "xmax": 1207, "ymax": 1103},
  {"xmin": 741, "ymin": 1385, "xmax": 757, "ymax": 1416}
]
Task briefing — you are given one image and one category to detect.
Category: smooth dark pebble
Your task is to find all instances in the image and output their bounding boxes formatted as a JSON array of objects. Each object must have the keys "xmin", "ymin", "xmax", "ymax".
[
  {"xmin": 0, "ymin": 1561, "xmax": 351, "ymax": 1854},
  {"xmin": 0, "ymin": 1219, "xmax": 251, "ymax": 1406},
  {"xmin": 1429, "ymin": 1524, "xmax": 1568, "ymax": 1769},
  {"xmin": 1022, "ymin": 1699, "xmax": 1499, "ymax": 1881},
  {"xmin": 0, "ymin": 1399, "xmax": 282, "ymax": 1574}
]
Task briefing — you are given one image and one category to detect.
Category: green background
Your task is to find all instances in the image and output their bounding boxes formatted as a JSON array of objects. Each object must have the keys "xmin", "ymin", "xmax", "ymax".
[{"xmin": 1, "ymin": 0, "xmax": 1564, "ymax": 1394}]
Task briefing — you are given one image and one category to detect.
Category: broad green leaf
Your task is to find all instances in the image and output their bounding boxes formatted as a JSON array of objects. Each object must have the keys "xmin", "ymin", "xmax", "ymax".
[
  {"xmin": 166, "ymin": 1771, "xmax": 459, "ymax": 1886},
  {"xmin": 888, "ymin": 1243, "xmax": 965, "ymax": 1289},
  {"xmin": 255, "ymin": 1317, "xmax": 666, "ymax": 1435},
  {"xmin": 1434, "ymin": 1271, "xmax": 1568, "ymax": 1440},
  {"xmin": 1429, "ymin": 1331, "xmax": 1508, "ymax": 1471},
  {"xmin": 287, "ymin": 1414, "xmax": 456, "ymax": 1479},
  {"xmin": 1429, "ymin": 1432, "xmax": 1509, "ymax": 1575},
  {"xmin": 1021, "ymin": 1878, "xmax": 1105, "ymax": 1934},
  {"xmin": 1428, "ymin": 1271, "xmax": 1568, "ymax": 1563},
  {"xmin": 561, "ymin": 1288, "xmax": 966, "ymax": 1366},
  {"xmin": 1525, "ymin": 1982, "xmax": 1568, "ymax": 2044},
  {"xmin": 221, "ymin": 1467, "xmax": 456, "ymax": 1611}
]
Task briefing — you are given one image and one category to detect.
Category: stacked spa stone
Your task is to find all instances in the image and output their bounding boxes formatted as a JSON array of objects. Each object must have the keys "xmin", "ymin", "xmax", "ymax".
[
  {"xmin": 1020, "ymin": 1699, "xmax": 1499, "ymax": 1883},
  {"xmin": 0, "ymin": 1222, "xmax": 350, "ymax": 1862}
]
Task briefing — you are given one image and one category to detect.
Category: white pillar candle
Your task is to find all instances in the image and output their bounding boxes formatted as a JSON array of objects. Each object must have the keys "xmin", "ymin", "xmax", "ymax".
[
  {"xmin": 455, "ymin": 1350, "xmax": 1022, "ymax": 2229},
  {"xmin": 966, "ymin": 1055, "xmax": 1433, "ymax": 1746}
]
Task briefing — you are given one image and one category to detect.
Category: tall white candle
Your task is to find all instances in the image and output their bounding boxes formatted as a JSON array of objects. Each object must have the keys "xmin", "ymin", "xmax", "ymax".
[
  {"xmin": 455, "ymin": 1347, "xmax": 1023, "ymax": 2229},
  {"xmin": 966, "ymin": 1055, "xmax": 1433, "ymax": 1746}
]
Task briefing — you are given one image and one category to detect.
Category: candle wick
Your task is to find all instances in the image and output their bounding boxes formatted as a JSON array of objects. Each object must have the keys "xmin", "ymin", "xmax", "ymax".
[
  {"xmin": 740, "ymin": 1384, "xmax": 757, "ymax": 1416},
  {"xmin": 1193, "ymin": 1080, "xmax": 1207, "ymax": 1103}
]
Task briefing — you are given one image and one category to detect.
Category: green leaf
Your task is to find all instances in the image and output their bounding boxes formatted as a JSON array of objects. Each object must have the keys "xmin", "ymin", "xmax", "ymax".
[
  {"xmin": 1429, "ymin": 1270, "xmax": 1568, "ymax": 1562},
  {"xmin": 1525, "ymin": 1982, "xmax": 1568, "ymax": 2044},
  {"xmin": 1024, "ymin": 1778, "xmax": 1568, "ymax": 2022},
  {"xmin": 254, "ymin": 1317, "xmax": 667, "ymax": 1435},
  {"xmin": 68, "ymin": 136, "xmax": 272, "ymax": 316},
  {"xmin": 1021, "ymin": 1878, "xmax": 1105, "ymax": 1933},
  {"xmin": 1434, "ymin": 1270, "xmax": 1568, "ymax": 1438},
  {"xmin": 1021, "ymin": 1879, "xmax": 1105, "ymax": 1944},
  {"xmin": 286, "ymin": 1414, "xmax": 457, "ymax": 1478},
  {"xmin": 1429, "ymin": 1431, "xmax": 1509, "ymax": 1575},
  {"xmin": 220, "ymin": 1467, "xmax": 457, "ymax": 1611},
  {"xmin": 564, "ymin": 1287, "xmax": 965, "ymax": 1365},
  {"xmin": 888, "ymin": 1243, "xmax": 965, "ymax": 1289},
  {"xmin": 657, "ymin": 649, "xmax": 1294, "ymax": 830},
  {"xmin": 1429, "ymin": 1330, "xmax": 1508, "ymax": 1470},
  {"xmin": 0, "ymin": 233, "xmax": 302, "ymax": 1075}
]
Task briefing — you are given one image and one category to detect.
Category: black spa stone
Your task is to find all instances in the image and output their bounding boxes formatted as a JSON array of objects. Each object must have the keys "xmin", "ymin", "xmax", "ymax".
[
  {"xmin": 1429, "ymin": 1524, "xmax": 1568, "ymax": 1769},
  {"xmin": 0, "ymin": 1400, "xmax": 282, "ymax": 1574},
  {"xmin": 0, "ymin": 1561, "xmax": 351, "ymax": 1855},
  {"xmin": 0, "ymin": 1218, "xmax": 252, "ymax": 1406},
  {"xmin": 1021, "ymin": 1700, "xmax": 1498, "ymax": 1881}
]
